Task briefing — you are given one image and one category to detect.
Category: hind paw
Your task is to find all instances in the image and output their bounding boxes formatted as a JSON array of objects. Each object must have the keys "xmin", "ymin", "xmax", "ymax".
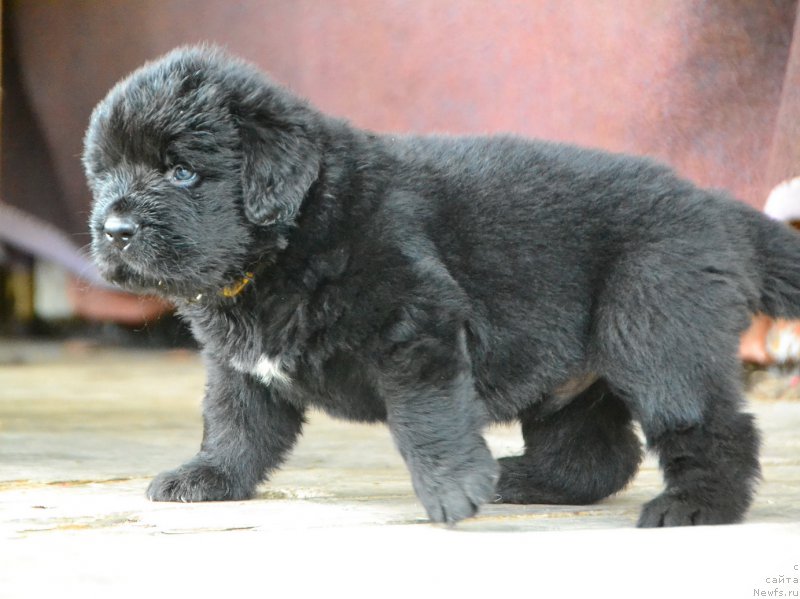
[{"xmin": 637, "ymin": 492, "xmax": 745, "ymax": 527}]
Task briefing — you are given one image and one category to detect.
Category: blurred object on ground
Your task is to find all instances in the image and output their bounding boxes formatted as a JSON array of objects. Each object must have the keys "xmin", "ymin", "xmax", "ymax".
[
  {"xmin": 740, "ymin": 176, "xmax": 800, "ymax": 366},
  {"xmin": 740, "ymin": 313, "xmax": 775, "ymax": 365},
  {"xmin": 66, "ymin": 277, "xmax": 170, "ymax": 326},
  {"xmin": 763, "ymin": 176, "xmax": 800, "ymax": 221},
  {"xmin": 0, "ymin": 202, "xmax": 105, "ymax": 288},
  {"xmin": 741, "ymin": 317, "xmax": 800, "ymax": 367},
  {"xmin": 745, "ymin": 363, "xmax": 800, "ymax": 401},
  {"xmin": 0, "ymin": 202, "xmax": 171, "ymax": 330},
  {"xmin": 766, "ymin": 319, "xmax": 800, "ymax": 363}
]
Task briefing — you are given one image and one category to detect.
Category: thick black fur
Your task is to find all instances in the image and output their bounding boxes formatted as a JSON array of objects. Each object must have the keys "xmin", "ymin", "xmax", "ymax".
[{"xmin": 84, "ymin": 46, "xmax": 792, "ymax": 526}]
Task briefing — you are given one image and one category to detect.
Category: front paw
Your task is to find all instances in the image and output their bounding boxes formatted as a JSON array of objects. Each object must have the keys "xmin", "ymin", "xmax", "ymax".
[
  {"xmin": 411, "ymin": 444, "xmax": 499, "ymax": 524},
  {"xmin": 146, "ymin": 461, "xmax": 251, "ymax": 502}
]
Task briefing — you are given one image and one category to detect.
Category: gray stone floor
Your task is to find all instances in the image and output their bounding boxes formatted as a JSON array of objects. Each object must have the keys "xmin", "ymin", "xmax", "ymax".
[{"xmin": 1, "ymin": 340, "xmax": 798, "ymax": 597}]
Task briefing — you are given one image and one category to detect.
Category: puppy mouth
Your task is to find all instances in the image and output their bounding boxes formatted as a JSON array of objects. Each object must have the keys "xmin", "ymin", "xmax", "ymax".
[
  {"xmin": 92, "ymin": 236, "xmax": 247, "ymax": 302},
  {"xmin": 92, "ymin": 235, "xmax": 185, "ymax": 297},
  {"xmin": 93, "ymin": 252, "xmax": 168, "ymax": 295},
  {"xmin": 96, "ymin": 260, "xmax": 212, "ymax": 300},
  {"xmin": 97, "ymin": 260, "xmax": 253, "ymax": 303}
]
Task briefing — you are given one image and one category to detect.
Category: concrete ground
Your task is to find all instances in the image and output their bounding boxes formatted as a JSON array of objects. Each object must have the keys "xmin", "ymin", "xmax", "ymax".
[{"xmin": 1, "ymin": 340, "xmax": 798, "ymax": 598}]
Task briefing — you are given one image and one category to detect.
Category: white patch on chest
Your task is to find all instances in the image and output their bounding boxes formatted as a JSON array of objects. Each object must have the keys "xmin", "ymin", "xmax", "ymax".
[{"xmin": 251, "ymin": 355, "xmax": 291, "ymax": 386}]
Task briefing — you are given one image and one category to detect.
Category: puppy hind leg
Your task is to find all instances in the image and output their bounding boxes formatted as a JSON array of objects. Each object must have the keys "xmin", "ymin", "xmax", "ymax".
[
  {"xmin": 598, "ymin": 298, "xmax": 761, "ymax": 525},
  {"xmin": 635, "ymin": 389, "xmax": 761, "ymax": 527},
  {"xmin": 495, "ymin": 382, "xmax": 642, "ymax": 505}
]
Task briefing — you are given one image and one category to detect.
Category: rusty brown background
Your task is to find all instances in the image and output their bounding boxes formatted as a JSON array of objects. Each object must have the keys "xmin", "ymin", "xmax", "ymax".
[{"xmin": 3, "ymin": 0, "xmax": 799, "ymax": 242}]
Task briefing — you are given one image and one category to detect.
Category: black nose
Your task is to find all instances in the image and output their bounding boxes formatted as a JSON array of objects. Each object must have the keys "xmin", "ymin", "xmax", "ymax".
[{"xmin": 103, "ymin": 214, "xmax": 139, "ymax": 249}]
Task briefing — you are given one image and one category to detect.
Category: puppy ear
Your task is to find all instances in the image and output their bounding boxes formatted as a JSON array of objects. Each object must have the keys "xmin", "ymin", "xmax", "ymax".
[{"xmin": 239, "ymin": 118, "xmax": 321, "ymax": 226}]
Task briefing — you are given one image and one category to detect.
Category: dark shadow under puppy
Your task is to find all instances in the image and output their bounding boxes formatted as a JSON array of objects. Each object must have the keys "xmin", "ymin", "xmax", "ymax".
[{"xmin": 83, "ymin": 46, "xmax": 779, "ymax": 526}]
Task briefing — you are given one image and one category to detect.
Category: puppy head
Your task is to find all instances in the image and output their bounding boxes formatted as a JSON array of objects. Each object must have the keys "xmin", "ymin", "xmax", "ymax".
[{"xmin": 83, "ymin": 45, "xmax": 321, "ymax": 298}]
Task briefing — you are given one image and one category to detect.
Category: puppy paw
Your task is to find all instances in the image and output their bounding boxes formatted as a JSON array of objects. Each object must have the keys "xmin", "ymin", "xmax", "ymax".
[
  {"xmin": 411, "ymin": 445, "xmax": 499, "ymax": 524},
  {"xmin": 147, "ymin": 461, "xmax": 250, "ymax": 502},
  {"xmin": 637, "ymin": 492, "xmax": 744, "ymax": 527},
  {"xmin": 495, "ymin": 455, "xmax": 554, "ymax": 504}
]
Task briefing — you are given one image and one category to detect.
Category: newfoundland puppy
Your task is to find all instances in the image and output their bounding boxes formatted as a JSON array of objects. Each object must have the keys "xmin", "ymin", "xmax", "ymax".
[{"xmin": 83, "ymin": 46, "xmax": 792, "ymax": 526}]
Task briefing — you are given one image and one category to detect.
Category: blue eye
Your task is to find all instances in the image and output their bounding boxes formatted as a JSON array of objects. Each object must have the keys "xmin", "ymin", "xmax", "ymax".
[{"xmin": 171, "ymin": 165, "xmax": 197, "ymax": 186}]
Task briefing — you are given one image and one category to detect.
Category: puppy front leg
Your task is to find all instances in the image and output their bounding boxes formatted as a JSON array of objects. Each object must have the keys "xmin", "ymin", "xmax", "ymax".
[
  {"xmin": 381, "ymin": 327, "xmax": 499, "ymax": 524},
  {"xmin": 147, "ymin": 359, "xmax": 304, "ymax": 502}
]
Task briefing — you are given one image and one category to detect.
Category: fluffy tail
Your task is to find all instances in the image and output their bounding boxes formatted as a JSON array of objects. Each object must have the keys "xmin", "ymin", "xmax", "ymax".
[{"xmin": 737, "ymin": 202, "xmax": 800, "ymax": 318}]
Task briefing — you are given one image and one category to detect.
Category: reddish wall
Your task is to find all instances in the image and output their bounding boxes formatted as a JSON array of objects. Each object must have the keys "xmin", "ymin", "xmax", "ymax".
[{"xmin": 5, "ymin": 0, "xmax": 797, "ymax": 238}]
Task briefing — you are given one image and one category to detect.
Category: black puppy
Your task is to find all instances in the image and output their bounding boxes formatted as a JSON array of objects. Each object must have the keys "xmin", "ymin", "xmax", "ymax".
[{"xmin": 84, "ymin": 46, "xmax": 792, "ymax": 526}]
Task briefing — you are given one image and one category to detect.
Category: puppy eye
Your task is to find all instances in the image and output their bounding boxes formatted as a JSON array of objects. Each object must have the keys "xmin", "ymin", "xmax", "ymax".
[{"xmin": 170, "ymin": 165, "xmax": 198, "ymax": 186}]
